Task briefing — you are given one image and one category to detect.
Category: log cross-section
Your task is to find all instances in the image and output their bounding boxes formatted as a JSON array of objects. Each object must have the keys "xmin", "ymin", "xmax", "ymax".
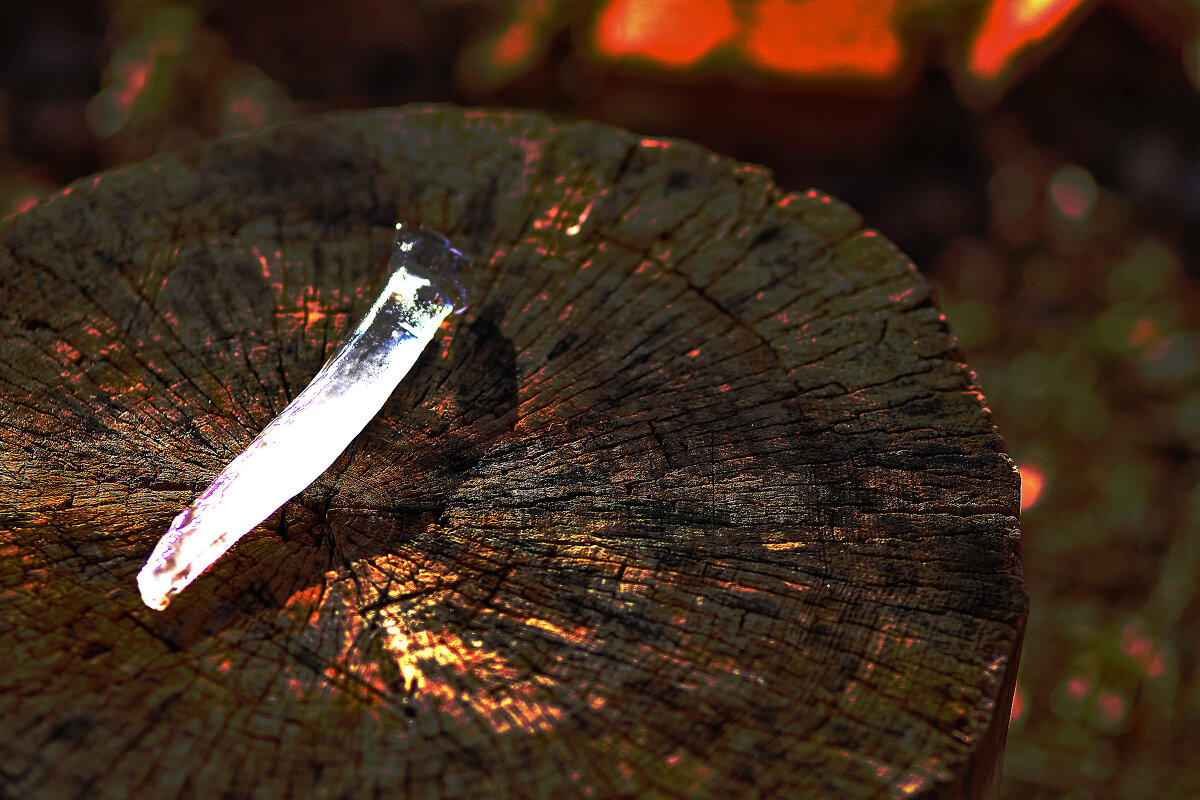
[{"xmin": 0, "ymin": 106, "xmax": 1026, "ymax": 799}]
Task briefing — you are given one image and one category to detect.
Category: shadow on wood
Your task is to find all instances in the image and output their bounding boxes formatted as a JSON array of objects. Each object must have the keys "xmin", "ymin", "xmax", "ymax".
[{"xmin": 0, "ymin": 106, "xmax": 1026, "ymax": 799}]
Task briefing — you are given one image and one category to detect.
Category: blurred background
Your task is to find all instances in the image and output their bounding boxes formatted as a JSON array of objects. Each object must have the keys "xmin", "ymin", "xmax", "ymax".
[{"xmin": 2, "ymin": 0, "xmax": 1198, "ymax": 796}]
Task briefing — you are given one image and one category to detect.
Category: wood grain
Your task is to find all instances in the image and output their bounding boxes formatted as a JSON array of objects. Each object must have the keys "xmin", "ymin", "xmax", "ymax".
[{"xmin": 0, "ymin": 106, "xmax": 1025, "ymax": 799}]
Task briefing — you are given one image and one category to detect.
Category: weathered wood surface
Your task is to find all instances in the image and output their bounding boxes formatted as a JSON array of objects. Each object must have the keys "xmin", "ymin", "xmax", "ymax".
[{"xmin": 0, "ymin": 106, "xmax": 1026, "ymax": 799}]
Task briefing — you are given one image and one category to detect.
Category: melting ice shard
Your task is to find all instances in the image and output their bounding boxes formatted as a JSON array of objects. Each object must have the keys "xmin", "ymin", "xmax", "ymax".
[{"xmin": 137, "ymin": 223, "xmax": 469, "ymax": 610}]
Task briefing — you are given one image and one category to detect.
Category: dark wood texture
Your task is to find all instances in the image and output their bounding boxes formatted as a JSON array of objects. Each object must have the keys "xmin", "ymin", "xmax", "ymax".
[{"xmin": 0, "ymin": 106, "xmax": 1026, "ymax": 799}]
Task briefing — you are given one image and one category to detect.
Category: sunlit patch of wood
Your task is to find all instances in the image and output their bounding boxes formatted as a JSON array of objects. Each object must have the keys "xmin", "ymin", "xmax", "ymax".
[{"xmin": 276, "ymin": 557, "xmax": 574, "ymax": 737}]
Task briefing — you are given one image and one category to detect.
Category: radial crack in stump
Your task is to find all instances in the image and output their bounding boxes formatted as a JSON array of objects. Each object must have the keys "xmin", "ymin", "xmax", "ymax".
[{"xmin": 0, "ymin": 105, "xmax": 1026, "ymax": 800}]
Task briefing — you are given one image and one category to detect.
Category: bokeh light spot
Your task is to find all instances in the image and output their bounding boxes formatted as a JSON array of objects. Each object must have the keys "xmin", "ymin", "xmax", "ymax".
[
  {"xmin": 1048, "ymin": 164, "xmax": 1097, "ymax": 220},
  {"xmin": 744, "ymin": 0, "xmax": 905, "ymax": 81},
  {"xmin": 1020, "ymin": 462, "xmax": 1046, "ymax": 511},
  {"xmin": 1119, "ymin": 618, "xmax": 1167, "ymax": 678},
  {"xmin": 117, "ymin": 59, "xmax": 152, "ymax": 110},
  {"xmin": 1128, "ymin": 318, "xmax": 1160, "ymax": 348},
  {"xmin": 492, "ymin": 21, "xmax": 536, "ymax": 68},
  {"xmin": 1095, "ymin": 690, "xmax": 1126, "ymax": 728},
  {"xmin": 968, "ymin": 0, "xmax": 1091, "ymax": 82},
  {"xmin": 594, "ymin": 0, "xmax": 736, "ymax": 68}
]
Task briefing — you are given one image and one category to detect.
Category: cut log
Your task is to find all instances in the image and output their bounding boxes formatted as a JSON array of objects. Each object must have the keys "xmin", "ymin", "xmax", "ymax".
[{"xmin": 0, "ymin": 106, "xmax": 1025, "ymax": 799}]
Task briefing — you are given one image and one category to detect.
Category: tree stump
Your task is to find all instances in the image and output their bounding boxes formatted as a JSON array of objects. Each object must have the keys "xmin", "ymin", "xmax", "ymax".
[{"xmin": 0, "ymin": 106, "xmax": 1026, "ymax": 799}]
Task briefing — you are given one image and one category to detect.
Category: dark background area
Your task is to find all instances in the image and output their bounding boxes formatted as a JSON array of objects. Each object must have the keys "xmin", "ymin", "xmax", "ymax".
[{"xmin": 2, "ymin": 1, "xmax": 1198, "ymax": 796}]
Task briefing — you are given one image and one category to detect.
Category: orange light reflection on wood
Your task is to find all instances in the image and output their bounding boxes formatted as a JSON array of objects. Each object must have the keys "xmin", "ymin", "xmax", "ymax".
[{"xmin": 12, "ymin": 195, "xmax": 40, "ymax": 215}]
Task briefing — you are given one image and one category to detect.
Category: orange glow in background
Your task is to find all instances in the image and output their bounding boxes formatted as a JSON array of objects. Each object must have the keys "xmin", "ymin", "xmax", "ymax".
[
  {"xmin": 593, "ymin": 0, "xmax": 736, "ymax": 68},
  {"xmin": 967, "ymin": 0, "xmax": 1094, "ymax": 80},
  {"xmin": 116, "ymin": 59, "xmax": 152, "ymax": 111},
  {"xmin": 577, "ymin": 0, "xmax": 1117, "ymax": 100},
  {"xmin": 492, "ymin": 20, "xmax": 536, "ymax": 68},
  {"xmin": 1019, "ymin": 462, "xmax": 1046, "ymax": 511},
  {"xmin": 464, "ymin": 0, "xmax": 559, "ymax": 93},
  {"xmin": 514, "ymin": 0, "xmax": 1172, "ymax": 105},
  {"xmin": 744, "ymin": 0, "xmax": 905, "ymax": 81},
  {"xmin": 592, "ymin": 0, "xmax": 906, "ymax": 84}
]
